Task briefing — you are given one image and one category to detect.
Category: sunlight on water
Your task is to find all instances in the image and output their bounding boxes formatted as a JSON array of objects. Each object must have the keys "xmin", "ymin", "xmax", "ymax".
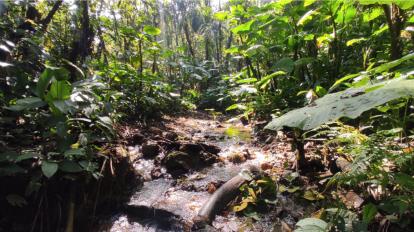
[{"xmin": 224, "ymin": 126, "xmax": 251, "ymax": 141}]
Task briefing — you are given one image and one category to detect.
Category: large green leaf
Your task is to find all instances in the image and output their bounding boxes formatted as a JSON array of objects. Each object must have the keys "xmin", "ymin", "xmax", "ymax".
[
  {"xmin": 59, "ymin": 160, "xmax": 83, "ymax": 173},
  {"xmin": 214, "ymin": 11, "xmax": 229, "ymax": 21},
  {"xmin": 42, "ymin": 161, "xmax": 58, "ymax": 178},
  {"xmin": 274, "ymin": 58, "xmax": 294, "ymax": 73},
  {"xmin": 143, "ymin": 25, "xmax": 161, "ymax": 36},
  {"xmin": 5, "ymin": 97, "xmax": 46, "ymax": 111},
  {"xmin": 48, "ymin": 80, "xmax": 72, "ymax": 100},
  {"xmin": 362, "ymin": 203, "xmax": 378, "ymax": 223},
  {"xmin": 36, "ymin": 67, "xmax": 69, "ymax": 98},
  {"xmin": 245, "ymin": 44, "xmax": 266, "ymax": 57},
  {"xmin": 232, "ymin": 20, "xmax": 255, "ymax": 34},
  {"xmin": 297, "ymin": 9, "xmax": 319, "ymax": 26},
  {"xmin": 257, "ymin": 71, "xmax": 286, "ymax": 89},
  {"xmin": 295, "ymin": 218, "xmax": 328, "ymax": 232},
  {"xmin": 265, "ymin": 78, "xmax": 414, "ymax": 131}
]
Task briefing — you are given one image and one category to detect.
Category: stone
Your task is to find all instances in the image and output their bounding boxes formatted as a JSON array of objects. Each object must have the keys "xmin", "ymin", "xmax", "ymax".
[
  {"xmin": 130, "ymin": 132, "xmax": 145, "ymax": 144},
  {"xmin": 163, "ymin": 148, "xmax": 219, "ymax": 177},
  {"xmin": 227, "ymin": 152, "xmax": 247, "ymax": 164},
  {"xmin": 163, "ymin": 131, "xmax": 178, "ymax": 141},
  {"xmin": 148, "ymin": 126, "xmax": 163, "ymax": 136},
  {"xmin": 163, "ymin": 151, "xmax": 193, "ymax": 176},
  {"xmin": 141, "ymin": 143, "xmax": 160, "ymax": 158},
  {"xmin": 179, "ymin": 143, "xmax": 220, "ymax": 155}
]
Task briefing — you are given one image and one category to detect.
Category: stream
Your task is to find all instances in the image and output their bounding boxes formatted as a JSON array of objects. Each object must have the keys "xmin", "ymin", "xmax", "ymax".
[{"xmin": 96, "ymin": 113, "xmax": 306, "ymax": 232}]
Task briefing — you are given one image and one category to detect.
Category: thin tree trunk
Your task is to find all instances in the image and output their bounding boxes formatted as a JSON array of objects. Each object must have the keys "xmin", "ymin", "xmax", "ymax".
[
  {"xmin": 79, "ymin": 0, "xmax": 93, "ymax": 62},
  {"xmin": 40, "ymin": 0, "xmax": 63, "ymax": 31},
  {"xmin": 224, "ymin": 32, "xmax": 233, "ymax": 72},
  {"xmin": 183, "ymin": 21, "xmax": 195, "ymax": 59},
  {"xmin": 205, "ymin": 37, "xmax": 210, "ymax": 61},
  {"xmin": 383, "ymin": 4, "xmax": 405, "ymax": 60},
  {"xmin": 138, "ymin": 38, "xmax": 143, "ymax": 91}
]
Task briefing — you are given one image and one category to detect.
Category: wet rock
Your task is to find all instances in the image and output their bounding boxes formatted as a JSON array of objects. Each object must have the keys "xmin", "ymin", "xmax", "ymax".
[
  {"xmin": 261, "ymin": 162, "xmax": 273, "ymax": 171},
  {"xmin": 201, "ymin": 151, "xmax": 220, "ymax": 166},
  {"xmin": 340, "ymin": 191, "xmax": 364, "ymax": 209},
  {"xmin": 240, "ymin": 116, "xmax": 249, "ymax": 125},
  {"xmin": 163, "ymin": 148, "xmax": 219, "ymax": 177},
  {"xmin": 228, "ymin": 152, "xmax": 247, "ymax": 164},
  {"xmin": 179, "ymin": 143, "xmax": 202, "ymax": 154},
  {"xmin": 163, "ymin": 131, "xmax": 178, "ymax": 141},
  {"xmin": 163, "ymin": 151, "xmax": 193, "ymax": 176},
  {"xmin": 142, "ymin": 142, "xmax": 160, "ymax": 158},
  {"xmin": 129, "ymin": 132, "xmax": 145, "ymax": 144},
  {"xmin": 148, "ymin": 126, "xmax": 163, "ymax": 136},
  {"xmin": 334, "ymin": 157, "xmax": 351, "ymax": 172},
  {"xmin": 206, "ymin": 181, "xmax": 225, "ymax": 194},
  {"xmin": 207, "ymin": 182, "xmax": 217, "ymax": 194},
  {"xmin": 151, "ymin": 167, "xmax": 163, "ymax": 179},
  {"xmin": 179, "ymin": 143, "xmax": 220, "ymax": 155}
]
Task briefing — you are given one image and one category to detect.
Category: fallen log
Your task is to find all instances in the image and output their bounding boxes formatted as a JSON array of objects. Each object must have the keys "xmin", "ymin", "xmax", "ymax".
[{"xmin": 192, "ymin": 165, "xmax": 260, "ymax": 230}]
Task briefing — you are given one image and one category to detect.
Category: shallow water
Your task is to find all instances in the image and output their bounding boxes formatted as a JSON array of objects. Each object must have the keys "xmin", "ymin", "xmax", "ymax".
[{"xmin": 98, "ymin": 116, "xmax": 289, "ymax": 232}]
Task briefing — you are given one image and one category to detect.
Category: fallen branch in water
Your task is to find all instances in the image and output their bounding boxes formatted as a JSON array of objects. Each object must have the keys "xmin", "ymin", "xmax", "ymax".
[{"xmin": 192, "ymin": 165, "xmax": 260, "ymax": 229}]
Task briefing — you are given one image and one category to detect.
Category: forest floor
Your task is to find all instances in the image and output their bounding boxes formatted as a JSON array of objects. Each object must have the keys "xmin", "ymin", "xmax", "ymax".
[{"xmin": 96, "ymin": 111, "xmax": 324, "ymax": 232}]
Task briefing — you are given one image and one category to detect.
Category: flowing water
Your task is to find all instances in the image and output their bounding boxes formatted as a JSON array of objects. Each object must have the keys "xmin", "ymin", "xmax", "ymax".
[{"xmin": 97, "ymin": 114, "xmax": 297, "ymax": 232}]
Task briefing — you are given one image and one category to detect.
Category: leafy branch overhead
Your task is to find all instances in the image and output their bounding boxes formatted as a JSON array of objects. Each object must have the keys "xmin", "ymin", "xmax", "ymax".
[{"xmin": 265, "ymin": 77, "xmax": 414, "ymax": 131}]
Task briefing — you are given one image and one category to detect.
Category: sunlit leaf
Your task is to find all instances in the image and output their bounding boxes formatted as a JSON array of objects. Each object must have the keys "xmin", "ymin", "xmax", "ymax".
[
  {"xmin": 304, "ymin": 0, "xmax": 317, "ymax": 7},
  {"xmin": 236, "ymin": 78, "xmax": 257, "ymax": 84},
  {"xmin": 214, "ymin": 11, "xmax": 229, "ymax": 21},
  {"xmin": 297, "ymin": 9, "xmax": 319, "ymax": 26},
  {"xmin": 233, "ymin": 201, "xmax": 249, "ymax": 212},
  {"xmin": 346, "ymin": 38, "xmax": 367, "ymax": 46},
  {"xmin": 363, "ymin": 7, "xmax": 383, "ymax": 22},
  {"xmin": 48, "ymin": 81, "xmax": 72, "ymax": 100},
  {"xmin": 143, "ymin": 25, "xmax": 161, "ymax": 36},
  {"xmin": 226, "ymin": 103, "xmax": 247, "ymax": 111},
  {"xmin": 303, "ymin": 189, "xmax": 325, "ymax": 201},
  {"xmin": 232, "ymin": 20, "xmax": 255, "ymax": 34}
]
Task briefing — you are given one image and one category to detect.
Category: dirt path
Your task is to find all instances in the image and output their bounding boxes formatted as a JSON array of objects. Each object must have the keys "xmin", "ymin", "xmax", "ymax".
[{"xmin": 97, "ymin": 112, "xmax": 306, "ymax": 232}]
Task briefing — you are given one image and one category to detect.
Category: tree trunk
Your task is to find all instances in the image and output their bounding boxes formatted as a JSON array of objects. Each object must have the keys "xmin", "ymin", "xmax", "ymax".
[
  {"xmin": 205, "ymin": 37, "xmax": 210, "ymax": 61},
  {"xmin": 224, "ymin": 32, "xmax": 233, "ymax": 72},
  {"xmin": 69, "ymin": 0, "xmax": 93, "ymax": 65},
  {"xmin": 183, "ymin": 21, "xmax": 195, "ymax": 59},
  {"xmin": 79, "ymin": 0, "xmax": 93, "ymax": 63},
  {"xmin": 383, "ymin": 4, "xmax": 405, "ymax": 60},
  {"xmin": 40, "ymin": 0, "xmax": 63, "ymax": 32}
]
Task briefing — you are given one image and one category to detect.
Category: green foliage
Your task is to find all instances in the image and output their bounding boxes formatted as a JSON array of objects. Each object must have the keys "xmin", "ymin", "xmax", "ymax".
[
  {"xmin": 2, "ymin": 0, "xmax": 414, "ymax": 230},
  {"xmin": 2, "ymin": 66, "xmax": 113, "ymax": 179},
  {"xmin": 295, "ymin": 218, "xmax": 328, "ymax": 232},
  {"xmin": 232, "ymin": 176, "xmax": 278, "ymax": 219},
  {"xmin": 265, "ymin": 76, "xmax": 414, "ymax": 131},
  {"xmin": 143, "ymin": 25, "xmax": 161, "ymax": 36}
]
